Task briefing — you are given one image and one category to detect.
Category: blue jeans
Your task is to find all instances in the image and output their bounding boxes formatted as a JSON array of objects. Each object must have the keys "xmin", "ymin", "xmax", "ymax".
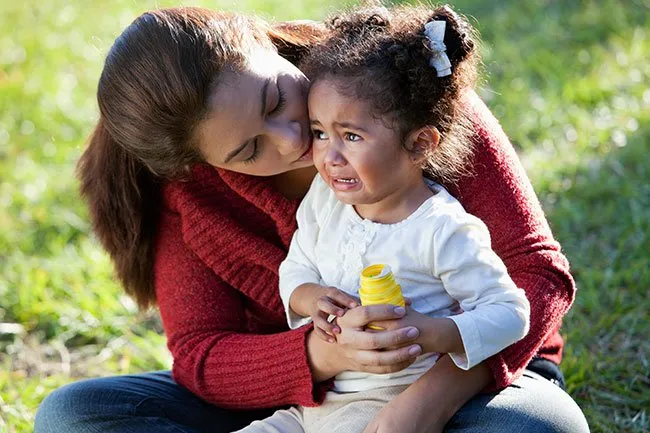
[{"xmin": 35, "ymin": 369, "xmax": 589, "ymax": 433}]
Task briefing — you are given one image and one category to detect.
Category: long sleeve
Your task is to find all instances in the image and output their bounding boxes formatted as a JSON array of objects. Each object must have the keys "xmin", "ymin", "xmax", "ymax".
[
  {"xmin": 430, "ymin": 209, "xmax": 530, "ymax": 370},
  {"xmin": 279, "ymin": 175, "xmax": 334, "ymax": 328},
  {"xmin": 154, "ymin": 208, "xmax": 327, "ymax": 409},
  {"xmin": 447, "ymin": 92, "xmax": 576, "ymax": 388}
]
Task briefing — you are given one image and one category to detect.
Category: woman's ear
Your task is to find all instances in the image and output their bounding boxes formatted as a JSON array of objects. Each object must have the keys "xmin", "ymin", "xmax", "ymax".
[{"xmin": 405, "ymin": 126, "xmax": 440, "ymax": 164}]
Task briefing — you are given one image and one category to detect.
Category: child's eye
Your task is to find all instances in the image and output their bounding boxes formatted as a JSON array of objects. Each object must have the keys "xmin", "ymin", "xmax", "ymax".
[
  {"xmin": 312, "ymin": 130, "xmax": 328, "ymax": 140},
  {"xmin": 345, "ymin": 132, "xmax": 362, "ymax": 142}
]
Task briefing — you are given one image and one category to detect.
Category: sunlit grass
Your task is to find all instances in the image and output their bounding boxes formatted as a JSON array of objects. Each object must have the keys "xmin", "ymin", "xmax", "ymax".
[{"xmin": 1, "ymin": 1, "xmax": 648, "ymax": 432}]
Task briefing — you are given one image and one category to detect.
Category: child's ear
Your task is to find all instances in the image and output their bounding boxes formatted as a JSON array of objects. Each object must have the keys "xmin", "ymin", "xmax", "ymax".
[{"xmin": 405, "ymin": 126, "xmax": 440, "ymax": 164}]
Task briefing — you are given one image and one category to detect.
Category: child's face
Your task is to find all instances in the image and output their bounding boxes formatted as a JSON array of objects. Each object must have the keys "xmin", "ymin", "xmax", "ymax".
[{"xmin": 308, "ymin": 79, "xmax": 420, "ymax": 208}]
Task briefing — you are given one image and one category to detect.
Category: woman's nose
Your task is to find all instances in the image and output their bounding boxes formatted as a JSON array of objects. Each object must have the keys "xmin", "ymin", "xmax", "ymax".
[{"xmin": 267, "ymin": 121, "xmax": 304, "ymax": 156}]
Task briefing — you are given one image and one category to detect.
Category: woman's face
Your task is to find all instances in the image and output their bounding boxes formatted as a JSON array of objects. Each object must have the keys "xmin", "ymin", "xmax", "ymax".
[{"xmin": 197, "ymin": 49, "xmax": 314, "ymax": 176}]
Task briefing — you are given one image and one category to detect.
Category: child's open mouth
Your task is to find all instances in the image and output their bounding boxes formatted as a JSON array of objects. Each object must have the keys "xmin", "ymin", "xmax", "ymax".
[{"xmin": 333, "ymin": 177, "xmax": 361, "ymax": 191}]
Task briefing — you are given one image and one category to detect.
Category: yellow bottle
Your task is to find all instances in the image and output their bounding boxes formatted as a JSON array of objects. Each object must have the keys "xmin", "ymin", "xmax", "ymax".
[{"xmin": 359, "ymin": 264, "xmax": 405, "ymax": 330}]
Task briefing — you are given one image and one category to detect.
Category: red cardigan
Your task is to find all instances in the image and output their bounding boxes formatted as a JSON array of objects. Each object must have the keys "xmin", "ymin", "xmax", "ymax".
[{"xmin": 154, "ymin": 93, "xmax": 575, "ymax": 409}]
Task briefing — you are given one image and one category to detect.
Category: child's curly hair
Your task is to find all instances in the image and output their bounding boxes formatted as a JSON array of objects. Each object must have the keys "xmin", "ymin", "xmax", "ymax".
[{"xmin": 301, "ymin": 3, "xmax": 480, "ymax": 183}]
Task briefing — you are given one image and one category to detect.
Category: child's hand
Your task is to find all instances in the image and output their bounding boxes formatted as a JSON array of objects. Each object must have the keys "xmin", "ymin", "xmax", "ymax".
[{"xmin": 310, "ymin": 286, "xmax": 358, "ymax": 343}]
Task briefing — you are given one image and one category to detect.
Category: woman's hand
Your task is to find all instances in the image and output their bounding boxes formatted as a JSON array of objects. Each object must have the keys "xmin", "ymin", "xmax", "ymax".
[
  {"xmin": 334, "ymin": 305, "xmax": 423, "ymax": 373},
  {"xmin": 371, "ymin": 307, "xmax": 463, "ymax": 354},
  {"xmin": 306, "ymin": 304, "xmax": 422, "ymax": 381}
]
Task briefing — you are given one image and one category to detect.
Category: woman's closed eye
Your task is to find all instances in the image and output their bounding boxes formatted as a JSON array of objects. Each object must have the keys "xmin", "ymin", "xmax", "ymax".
[
  {"xmin": 243, "ymin": 85, "xmax": 284, "ymax": 165},
  {"xmin": 269, "ymin": 86, "xmax": 286, "ymax": 115},
  {"xmin": 243, "ymin": 138, "xmax": 260, "ymax": 164}
]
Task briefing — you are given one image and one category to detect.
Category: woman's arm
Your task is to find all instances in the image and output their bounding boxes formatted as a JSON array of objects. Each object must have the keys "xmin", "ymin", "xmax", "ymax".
[
  {"xmin": 154, "ymin": 208, "xmax": 421, "ymax": 409},
  {"xmin": 364, "ymin": 356, "xmax": 492, "ymax": 433},
  {"xmin": 366, "ymin": 91, "xmax": 572, "ymax": 432},
  {"xmin": 366, "ymin": 90, "xmax": 576, "ymax": 429},
  {"xmin": 155, "ymin": 210, "xmax": 324, "ymax": 409},
  {"xmin": 446, "ymin": 91, "xmax": 576, "ymax": 388}
]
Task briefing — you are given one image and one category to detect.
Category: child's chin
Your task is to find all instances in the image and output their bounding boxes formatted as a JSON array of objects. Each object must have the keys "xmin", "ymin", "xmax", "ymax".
[{"xmin": 334, "ymin": 192, "xmax": 359, "ymax": 205}]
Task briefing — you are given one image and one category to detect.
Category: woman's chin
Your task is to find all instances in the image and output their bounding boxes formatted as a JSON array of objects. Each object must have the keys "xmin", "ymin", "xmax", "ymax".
[{"xmin": 291, "ymin": 158, "xmax": 315, "ymax": 170}]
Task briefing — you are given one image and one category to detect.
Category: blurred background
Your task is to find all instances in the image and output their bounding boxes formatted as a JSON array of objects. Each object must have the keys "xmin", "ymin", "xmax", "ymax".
[{"xmin": 0, "ymin": 0, "xmax": 648, "ymax": 432}]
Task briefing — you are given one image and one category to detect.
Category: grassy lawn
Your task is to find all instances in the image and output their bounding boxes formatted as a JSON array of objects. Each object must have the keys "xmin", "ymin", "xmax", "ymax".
[{"xmin": 1, "ymin": 0, "xmax": 648, "ymax": 432}]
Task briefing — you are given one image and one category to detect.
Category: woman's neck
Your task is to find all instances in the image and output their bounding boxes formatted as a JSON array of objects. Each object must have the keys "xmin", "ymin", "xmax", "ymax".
[{"xmin": 269, "ymin": 166, "xmax": 318, "ymax": 200}]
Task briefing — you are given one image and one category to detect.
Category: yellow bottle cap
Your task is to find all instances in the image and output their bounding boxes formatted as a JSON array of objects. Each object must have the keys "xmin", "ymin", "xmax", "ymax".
[{"xmin": 359, "ymin": 264, "xmax": 405, "ymax": 313}]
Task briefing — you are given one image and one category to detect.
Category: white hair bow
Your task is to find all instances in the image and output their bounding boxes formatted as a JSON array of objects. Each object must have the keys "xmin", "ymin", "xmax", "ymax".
[{"xmin": 424, "ymin": 20, "xmax": 452, "ymax": 77}]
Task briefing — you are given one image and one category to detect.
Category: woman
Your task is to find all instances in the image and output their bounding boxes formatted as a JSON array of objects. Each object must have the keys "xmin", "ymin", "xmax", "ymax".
[{"xmin": 35, "ymin": 7, "xmax": 589, "ymax": 433}]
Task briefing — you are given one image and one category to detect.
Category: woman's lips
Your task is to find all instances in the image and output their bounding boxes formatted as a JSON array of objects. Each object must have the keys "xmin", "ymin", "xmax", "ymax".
[
  {"xmin": 296, "ymin": 145, "xmax": 313, "ymax": 161},
  {"xmin": 295, "ymin": 131, "xmax": 313, "ymax": 162}
]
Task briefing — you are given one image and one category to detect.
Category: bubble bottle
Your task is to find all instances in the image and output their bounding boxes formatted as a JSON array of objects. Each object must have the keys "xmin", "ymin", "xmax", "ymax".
[{"xmin": 359, "ymin": 264, "xmax": 405, "ymax": 329}]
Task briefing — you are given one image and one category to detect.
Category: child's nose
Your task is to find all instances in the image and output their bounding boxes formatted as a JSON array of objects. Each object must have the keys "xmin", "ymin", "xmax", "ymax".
[{"xmin": 324, "ymin": 141, "xmax": 346, "ymax": 167}]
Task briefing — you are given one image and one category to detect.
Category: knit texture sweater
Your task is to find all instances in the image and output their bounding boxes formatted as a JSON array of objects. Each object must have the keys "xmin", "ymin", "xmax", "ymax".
[{"xmin": 154, "ymin": 93, "xmax": 575, "ymax": 410}]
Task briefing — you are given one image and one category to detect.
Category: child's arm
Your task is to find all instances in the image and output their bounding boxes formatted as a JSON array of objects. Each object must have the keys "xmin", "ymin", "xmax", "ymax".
[
  {"xmin": 279, "ymin": 175, "xmax": 344, "ymax": 329},
  {"xmin": 431, "ymin": 209, "xmax": 530, "ymax": 369},
  {"xmin": 371, "ymin": 208, "xmax": 530, "ymax": 367}
]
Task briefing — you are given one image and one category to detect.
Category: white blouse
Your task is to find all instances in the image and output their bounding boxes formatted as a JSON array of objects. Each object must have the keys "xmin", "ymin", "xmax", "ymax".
[{"xmin": 279, "ymin": 175, "xmax": 530, "ymax": 392}]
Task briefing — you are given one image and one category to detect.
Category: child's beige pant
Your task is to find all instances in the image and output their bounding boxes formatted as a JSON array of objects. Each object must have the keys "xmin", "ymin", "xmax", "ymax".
[{"xmin": 233, "ymin": 385, "xmax": 408, "ymax": 433}]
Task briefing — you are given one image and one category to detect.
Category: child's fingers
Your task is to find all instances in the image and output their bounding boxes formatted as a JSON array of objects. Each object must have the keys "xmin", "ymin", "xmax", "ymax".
[
  {"xmin": 324, "ymin": 287, "xmax": 359, "ymax": 309},
  {"xmin": 318, "ymin": 286, "xmax": 358, "ymax": 310},
  {"xmin": 313, "ymin": 312, "xmax": 340, "ymax": 341},
  {"xmin": 326, "ymin": 314, "xmax": 342, "ymax": 334},
  {"xmin": 316, "ymin": 297, "xmax": 347, "ymax": 317}
]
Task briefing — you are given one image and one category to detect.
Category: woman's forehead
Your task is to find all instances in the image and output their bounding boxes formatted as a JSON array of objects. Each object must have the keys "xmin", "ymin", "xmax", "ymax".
[
  {"xmin": 246, "ymin": 48, "xmax": 290, "ymax": 76},
  {"xmin": 208, "ymin": 68, "xmax": 263, "ymax": 112},
  {"xmin": 201, "ymin": 71, "xmax": 263, "ymax": 162},
  {"xmin": 207, "ymin": 49, "xmax": 285, "ymax": 109}
]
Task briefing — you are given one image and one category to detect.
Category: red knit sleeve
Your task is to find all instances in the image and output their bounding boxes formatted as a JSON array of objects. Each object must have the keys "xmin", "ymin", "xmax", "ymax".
[
  {"xmin": 153, "ymin": 208, "xmax": 327, "ymax": 409},
  {"xmin": 448, "ymin": 92, "xmax": 577, "ymax": 389}
]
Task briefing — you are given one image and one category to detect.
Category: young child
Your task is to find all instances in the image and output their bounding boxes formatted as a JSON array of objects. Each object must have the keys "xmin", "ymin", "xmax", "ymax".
[{"xmin": 237, "ymin": 4, "xmax": 530, "ymax": 433}]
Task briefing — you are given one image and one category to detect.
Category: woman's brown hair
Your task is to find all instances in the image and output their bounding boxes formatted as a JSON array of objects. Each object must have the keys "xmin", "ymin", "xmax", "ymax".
[{"xmin": 78, "ymin": 8, "xmax": 326, "ymax": 309}]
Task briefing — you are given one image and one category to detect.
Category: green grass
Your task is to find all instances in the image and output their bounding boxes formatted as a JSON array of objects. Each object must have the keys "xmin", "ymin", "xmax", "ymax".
[{"xmin": 1, "ymin": 0, "xmax": 648, "ymax": 432}]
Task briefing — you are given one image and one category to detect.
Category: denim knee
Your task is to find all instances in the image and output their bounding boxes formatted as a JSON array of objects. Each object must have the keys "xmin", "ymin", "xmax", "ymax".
[
  {"xmin": 33, "ymin": 372, "xmax": 283, "ymax": 433},
  {"xmin": 520, "ymin": 371, "xmax": 590, "ymax": 433},
  {"xmin": 447, "ymin": 370, "xmax": 590, "ymax": 433},
  {"xmin": 34, "ymin": 379, "xmax": 134, "ymax": 433},
  {"xmin": 35, "ymin": 382, "xmax": 82, "ymax": 433}
]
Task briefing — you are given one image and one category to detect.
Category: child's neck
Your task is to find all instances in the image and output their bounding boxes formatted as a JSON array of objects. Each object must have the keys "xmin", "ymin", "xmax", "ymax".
[{"xmin": 354, "ymin": 176, "xmax": 433, "ymax": 224}]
